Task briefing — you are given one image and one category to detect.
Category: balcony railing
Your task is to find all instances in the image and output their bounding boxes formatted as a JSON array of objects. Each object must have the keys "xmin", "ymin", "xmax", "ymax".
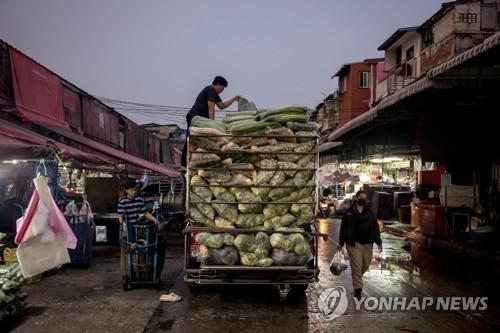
[{"xmin": 376, "ymin": 57, "xmax": 417, "ymax": 101}]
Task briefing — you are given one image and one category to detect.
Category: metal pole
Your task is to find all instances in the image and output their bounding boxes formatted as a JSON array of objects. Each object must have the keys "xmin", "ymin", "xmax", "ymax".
[
  {"xmin": 185, "ymin": 135, "xmax": 190, "ymax": 216},
  {"xmin": 314, "ymin": 136, "xmax": 320, "ymax": 217}
]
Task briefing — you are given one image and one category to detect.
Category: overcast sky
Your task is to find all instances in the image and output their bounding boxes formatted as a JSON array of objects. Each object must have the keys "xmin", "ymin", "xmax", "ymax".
[{"xmin": 0, "ymin": 0, "xmax": 443, "ymax": 126}]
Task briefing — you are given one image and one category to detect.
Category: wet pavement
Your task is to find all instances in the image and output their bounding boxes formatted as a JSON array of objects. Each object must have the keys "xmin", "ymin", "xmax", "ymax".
[
  {"xmin": 6, "ymin": 219, "xmax": 500, "ymax": 332},
  {"xmin": 143, "ymin": 219, "xmax": 500, "ymax": 333}
]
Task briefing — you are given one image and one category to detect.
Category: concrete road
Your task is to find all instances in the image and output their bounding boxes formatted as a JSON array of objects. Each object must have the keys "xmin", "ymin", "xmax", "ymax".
[
  {"xmin": 144, "ymin": 219, "xmax": 500, "ymax": 333},
  {"xmin": 6, "ymin": 219, "xmax": 500, "ymax": 333}
]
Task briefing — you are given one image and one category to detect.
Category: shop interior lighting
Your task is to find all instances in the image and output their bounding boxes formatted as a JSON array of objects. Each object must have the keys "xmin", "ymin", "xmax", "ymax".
[
  {"xmin": 2, "ymin": 160, "xmax": 28, "ymax": 164},
  {"xmin": 369, "ymin": 157, "xmax": 405, "ymax": 163}
]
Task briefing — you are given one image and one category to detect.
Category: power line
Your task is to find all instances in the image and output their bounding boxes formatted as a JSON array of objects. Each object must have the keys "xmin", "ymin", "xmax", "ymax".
[
  {"xmin": 98, "ymin": 96, "xmax": 191, "ymax": 110},
  {"xmin": 98, "ymin": 96, "xmax": 239, "ymax": 114},
  {"xmin": 97, "ymin": 96, "xmax": 245, "ymax": 127}
]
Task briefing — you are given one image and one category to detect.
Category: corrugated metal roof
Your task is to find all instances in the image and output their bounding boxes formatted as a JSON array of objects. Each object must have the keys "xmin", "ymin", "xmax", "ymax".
[
  {"xmin": 418, "ymin": 1, "xmax": 456, "ymax": 32},
  {"xmin": 328, "ymin": 108, "xmax": 378, "ymax": 142},
  {"xmin": 376, "ymin": 77, "xmax": 434, "ymax": 110},
  {"xmin": 377, "ymin": 26, "xmax": 420, "ymax": 51},
  {"xmin": 328, "ymin": 77, "xmax": 434, "ymax": 142},
  {"xmin": 319, "ymin": 141, "xmax": 343, "ymax": 153},
  {"xmin": 326, "ymin": 28, "xmax": 500, "ymax": 144},
  {"xmin": 331, "ymin": 58, "xmax": 384, "ymax": 79},
  {"xmin": 427, "ymin": 30, "xmax": 500, "ymax": 78}
]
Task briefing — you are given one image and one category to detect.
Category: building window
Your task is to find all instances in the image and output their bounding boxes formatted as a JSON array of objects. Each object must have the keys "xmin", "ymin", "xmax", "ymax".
[
  {"xmin": 396, "ymin": 46, "xmax": 402, "ymax": 65},
  {"xmin": 406, "ymin": 46, "xmax": 414, "ymax": 59},
  {"xmin": 359, "ymin": 72, "xmax": 369, "ymax": 89},
  {"xmin": 422, "ymin": 30, "xmax": 433, "ymax": 49},
  {"xmin": 459, "ymin": 13, "xmax": 478, "ymax": 23}
]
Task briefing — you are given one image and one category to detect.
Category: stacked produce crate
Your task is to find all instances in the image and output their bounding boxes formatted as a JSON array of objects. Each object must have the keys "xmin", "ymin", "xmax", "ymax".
[
  {"xmin": 0, "ymin": 263, "xmax": 27, "ymax": 321},
  {"xmin": 186, "ymin": 106, "xmax": 321, "ymax": 268}
]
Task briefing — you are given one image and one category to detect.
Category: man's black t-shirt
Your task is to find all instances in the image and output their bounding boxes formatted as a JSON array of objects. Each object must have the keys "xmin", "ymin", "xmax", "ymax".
[{"xmin": 187, "ymin": 85, "xmax": 222, "ymax": 118}]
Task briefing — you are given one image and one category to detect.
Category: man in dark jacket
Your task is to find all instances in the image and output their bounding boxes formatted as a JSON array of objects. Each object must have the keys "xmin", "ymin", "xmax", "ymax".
[
  {"xmin": 338, "ymin": 190, "xmax": 383, "ymax": 298},
  {"xmin": 181, "ymin": 75, "xmax": 240, "ymax": 166}
]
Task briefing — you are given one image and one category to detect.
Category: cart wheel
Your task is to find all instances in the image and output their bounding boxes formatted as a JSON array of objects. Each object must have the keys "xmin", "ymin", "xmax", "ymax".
[{"xmin": 122, "ymin": 276, "xmax": 130, "ymax": 291}]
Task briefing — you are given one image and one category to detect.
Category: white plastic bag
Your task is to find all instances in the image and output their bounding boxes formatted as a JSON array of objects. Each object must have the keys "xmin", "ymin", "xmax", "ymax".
[
  {"xmin": 95, "ymin": 226, "xmax": 107, "ymax": 242},
  {"xmin": 238, "ymin": 97, "xmax": 257, "ymax": 111},
  {"xmin": 16, "ymin": 177, "xmax": 73, "ymax": 278},
  {"xmin": 329, "ymin": 250, "xmax": 347, "ymax": 276}
]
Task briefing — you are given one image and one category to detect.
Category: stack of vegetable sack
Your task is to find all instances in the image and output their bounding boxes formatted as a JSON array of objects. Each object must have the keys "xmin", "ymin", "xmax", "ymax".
[
  {"xmin": 0, "ymin": 263, "xmax": 27, "ymax": 322},
  {"xmin": 188, "ymin": 106, "xmax": 318, "ymax": 267}
]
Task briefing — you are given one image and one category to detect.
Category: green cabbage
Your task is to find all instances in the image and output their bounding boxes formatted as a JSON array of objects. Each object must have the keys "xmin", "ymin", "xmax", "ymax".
[
  {"xmin": 190, "ymin": 193, "xmax": 215, "ymax": 220},
  {"xmin": 279, "ymin": 213, "xmax": 296, "ymax": 227},
  {"xmin": 190, "ymin": 207, "xmax": 215, "ymax": 227},
  {"xmin": 255, "ymin": 159, "xmax": 277, "ymax": 185},
  {"xmin": 263, "ymin": 204, "xmax": 290, "ymax": 219},
  {"xmin": 235, "ymin": 214, "xmax": 265, "ymax": 228},
  {"xmin": 191, "ymin": 175, "xmax": 213, "ymax": 201},
  {"xmin": 234, "ymin": 234, "xmax": 256, "ymax": 253}
]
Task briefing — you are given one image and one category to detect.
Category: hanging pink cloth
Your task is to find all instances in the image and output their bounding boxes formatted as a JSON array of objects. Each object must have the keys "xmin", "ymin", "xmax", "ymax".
[
  {"xmin": 15, "ymin": 177, "xmax": 77, "ymax": 278},
  {"xmin": 15, "ymin": 176, "xmax": 77, "ymax": 249},
  {"xmin": 15, "ymin": 189, "xmax": 39, "ymax": 244}
]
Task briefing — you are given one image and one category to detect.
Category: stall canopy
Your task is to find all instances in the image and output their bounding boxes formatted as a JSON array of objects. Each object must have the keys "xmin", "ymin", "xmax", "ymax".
[
  {"xmin": 82, "ymin": 96, "xmax": 120, "ymax": 147},
  {"xmin": 0, "ymin": 119, "xmax": 113, "ymax": 165},
  {"xmin": 0, "ymin": 42, "xmax": 14, "ymax": 109},
  {"xmin": 0, "ymin": 132, "xmax": 49, "ymax": 158},
  {"xmin": 40, "ymin": 123, "xmax": 181, "ymax": 178},
  {"xmin": 62, "ymin": 86, "xmax": 82, "ymax": 132},
  {"xmin": 8, "ymin": 47, "xmax": 66, "ymax": 128}
]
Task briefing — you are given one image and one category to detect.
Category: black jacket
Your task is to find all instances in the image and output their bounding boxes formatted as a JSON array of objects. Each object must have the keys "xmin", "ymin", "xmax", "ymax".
[{"xmin": 339, "ymin": 205, "xmax": 382, "ymax": 247}]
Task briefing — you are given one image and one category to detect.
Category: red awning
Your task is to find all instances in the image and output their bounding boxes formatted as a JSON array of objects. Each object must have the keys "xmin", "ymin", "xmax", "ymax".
[
  {"xmin": 0, "ymin": 132, "xmax": 50, "ymax": 158},
  {"xmin": 62, "ymin": 86, "xmax": 82, "ymax": 131},
  {"xmin": 40, "ymin": 123, "xmax": 181, "ymax": 178},
  {"xmin": 0, "ymin": 132, "xmax": 43, "ymax": 149},
  {"xmin": 9, "ymin": 47, "xmax": 66, "ymax": 128},
  {"xmin": 0, "ymin": 119, "xmax": 113, "ymax": 165}
]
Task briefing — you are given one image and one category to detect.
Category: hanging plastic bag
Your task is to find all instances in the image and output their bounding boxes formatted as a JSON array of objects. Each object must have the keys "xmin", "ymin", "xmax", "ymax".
[
  {"xmin": 16, "ymin": 177, "xmax": 76, "ymax": 278},
  {"xmin": 329, "ymin": 250, "xmax": 347, "ymax": 276},
  {"xmin": 238, "ymin": 97, "xmax": 257, "ymax": 111}
]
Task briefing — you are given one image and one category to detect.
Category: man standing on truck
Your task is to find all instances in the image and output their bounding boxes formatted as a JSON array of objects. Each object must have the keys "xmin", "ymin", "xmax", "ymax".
[
  {"xmin": 338, "ymin": 190, "xmax": 383, "ymax": 299},
  {"xmin": 181, "ymin": 75, "xmax": 240, "ymax": 166}
]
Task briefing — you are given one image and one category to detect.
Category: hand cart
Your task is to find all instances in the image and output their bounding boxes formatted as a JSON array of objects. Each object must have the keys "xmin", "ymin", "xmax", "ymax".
[{"xmin": 121, "ymin": 215, "xmax": 161, "ymax": 291}]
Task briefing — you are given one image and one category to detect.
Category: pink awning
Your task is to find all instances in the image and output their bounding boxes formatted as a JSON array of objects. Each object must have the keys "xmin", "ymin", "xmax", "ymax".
[
  {"xmin": 0, "ymin": 132, "xmax": 43, "ymax": 149},
  {"xmin": 40, "ymin": 123, "xmax": 181, "ymax": 178},
  {"xmin": 0, "ymin": 119, "xmax": 113, "ymax": 165},
  {"xmin": 9, "ymin": 47, "xmax": 66, "ymax": 128}
]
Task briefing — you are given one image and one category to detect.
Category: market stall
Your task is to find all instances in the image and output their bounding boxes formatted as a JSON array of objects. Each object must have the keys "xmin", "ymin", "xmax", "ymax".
[{"xmin": 319, "ymin": 155, "xmax": 418, "ymax": 218}]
